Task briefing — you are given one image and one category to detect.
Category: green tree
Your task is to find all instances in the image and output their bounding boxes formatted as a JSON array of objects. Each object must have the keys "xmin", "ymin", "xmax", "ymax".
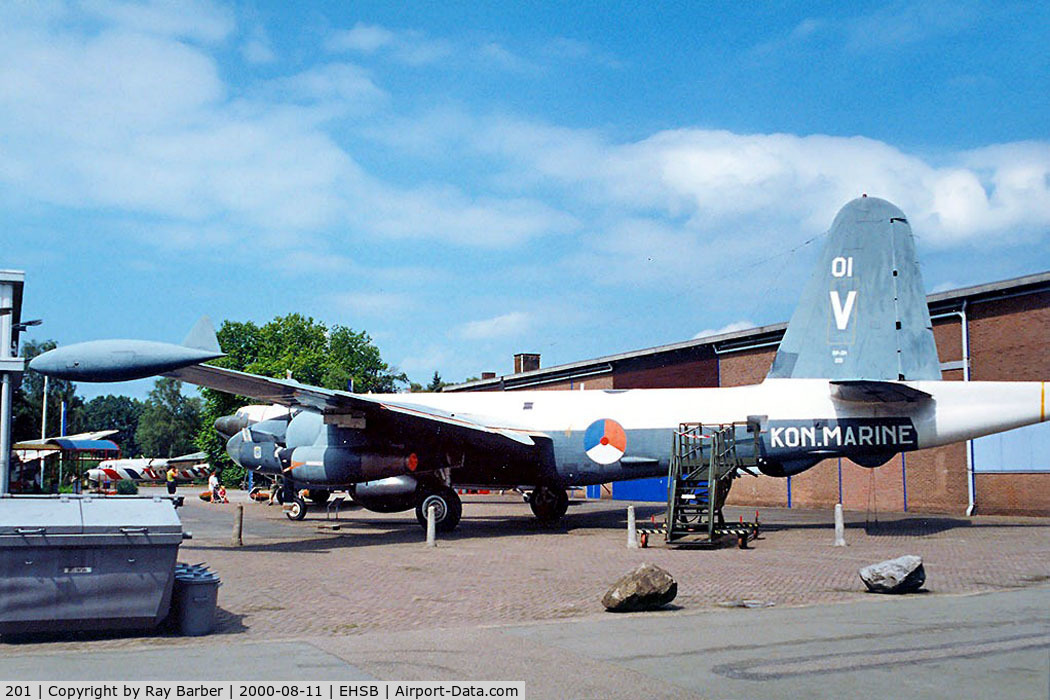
[
  {"xmin": 426, "ymin": 371, "xmax": 446, "ymax": 392},
  {"xmin": 79, "ymin": 395, "xmax": 145, "ymax": 457},
  {"xmin": 135, "ymin": 378, "xmax": 201, "ymax": 457},
  {"xmin": 195, "ymin": 314, "xmax": 407, "ymax": 485},
  {"xmin": 13, "ymin": 339, "xmax": 84, "ymax": 442}
]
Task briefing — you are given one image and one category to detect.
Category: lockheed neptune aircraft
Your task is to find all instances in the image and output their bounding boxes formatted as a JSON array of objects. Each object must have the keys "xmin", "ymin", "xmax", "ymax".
[{"xmin": 31, "ymin": 197, "xmax": 1049, "ymax": 529}]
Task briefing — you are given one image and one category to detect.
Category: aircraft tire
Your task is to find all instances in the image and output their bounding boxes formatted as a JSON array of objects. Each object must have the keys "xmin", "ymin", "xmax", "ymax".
[
  {"xmin": 285, "ymin": 495, "xmax": 308, "ymax": 521},
  {"xmin": 529, "ymin": 485, "xmax": 568, "ymax": 523},
  {"xmin": 415, "ymin": 486, "xmax": 462, "ymax": 532},
  {"xmin": 308, "ymin": 489, "xmax": 331, "ymax": 505}
]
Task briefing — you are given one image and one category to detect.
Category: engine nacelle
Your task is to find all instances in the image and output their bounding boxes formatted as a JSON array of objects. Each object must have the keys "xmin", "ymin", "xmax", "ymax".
[
  {"xmin": 225, "ymin": 431, "xmax": 283, "ymax": 474},
  {"xmin": 285, "ymin": 445, "xmax": 422, "ymax": 486}
]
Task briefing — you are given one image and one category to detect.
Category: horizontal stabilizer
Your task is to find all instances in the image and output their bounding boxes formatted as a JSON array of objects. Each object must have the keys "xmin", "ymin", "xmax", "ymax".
[
  {"xmin": 182, "ymin": 316, "xmax": 221, "ymax": 353},
  {"xmin": 831, "ymin": 380, "xmax": 932, "ymax": 403}
]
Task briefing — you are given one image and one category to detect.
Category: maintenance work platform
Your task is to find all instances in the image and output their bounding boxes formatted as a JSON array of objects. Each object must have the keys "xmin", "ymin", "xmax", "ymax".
[{"xmin": 637, "ymin": 422, "xmax": 763, "ymax": 548}]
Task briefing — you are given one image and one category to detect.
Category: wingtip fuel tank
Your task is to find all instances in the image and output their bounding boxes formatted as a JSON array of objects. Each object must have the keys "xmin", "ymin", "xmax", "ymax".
[{"xmin": 29, "ymin": 316, "xmax": 224, "ymax": 382}]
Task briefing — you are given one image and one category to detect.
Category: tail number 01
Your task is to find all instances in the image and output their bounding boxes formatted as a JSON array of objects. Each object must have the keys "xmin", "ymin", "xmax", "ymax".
[{"xmin": 831, "ymin": 256, "xmax": 854, "ymax": 278}]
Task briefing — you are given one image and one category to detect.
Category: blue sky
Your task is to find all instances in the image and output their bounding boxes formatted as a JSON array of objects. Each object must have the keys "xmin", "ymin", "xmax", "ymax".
[{"xmin": 2, "ymin": 0, "xmax": 1049, "ymax": 399}]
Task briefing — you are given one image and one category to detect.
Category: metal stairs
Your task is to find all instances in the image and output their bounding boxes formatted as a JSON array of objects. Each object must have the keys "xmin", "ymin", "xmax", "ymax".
[{"xmin": 664, "ymin": 422, "xmax": 759, "ymax": 547}]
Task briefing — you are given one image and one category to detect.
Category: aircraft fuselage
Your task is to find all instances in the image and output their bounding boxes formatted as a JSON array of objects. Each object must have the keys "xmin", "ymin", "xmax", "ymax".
[{"xmin": 234, "ymin": 378, "xmax": 1046, "ymax": 488}]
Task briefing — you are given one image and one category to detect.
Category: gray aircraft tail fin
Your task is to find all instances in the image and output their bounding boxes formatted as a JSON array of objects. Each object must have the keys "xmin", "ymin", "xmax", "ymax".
[
  {"xmin": 182, "ymin": 316, "xmax": 221, "ymax": 354},
  {"xmin": 766, "ymin": 196, "xmax": 941, "ymax": 381}
]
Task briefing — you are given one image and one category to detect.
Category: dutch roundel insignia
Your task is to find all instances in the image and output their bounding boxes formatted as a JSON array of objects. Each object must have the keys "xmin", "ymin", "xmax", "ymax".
[{"xmin": 584, "ymin": 419, "xmax": 627, "ymax": 464}]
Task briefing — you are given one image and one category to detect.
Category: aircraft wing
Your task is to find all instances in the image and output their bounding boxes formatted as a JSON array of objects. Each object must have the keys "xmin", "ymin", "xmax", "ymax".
[
  {"xmin": 830, "ymin": 380, "xmax": 932, "ymax": 403},
  {"xmin": 13, "ymin": 430, "xmax": 119, "ymax": 449},
  {"xmin": 166, "ymin": 364, "xmax": 538, "ymax": 449}
]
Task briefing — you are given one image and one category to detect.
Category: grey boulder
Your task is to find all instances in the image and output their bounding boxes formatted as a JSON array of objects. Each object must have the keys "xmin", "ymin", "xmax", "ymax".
[
  {"xmin": 859, "ymin": 555, "xmax": 926, "ymax": 594},
  {"xmin": 602, "ymin": 563, "xmax": 678, "ymax": 612}
]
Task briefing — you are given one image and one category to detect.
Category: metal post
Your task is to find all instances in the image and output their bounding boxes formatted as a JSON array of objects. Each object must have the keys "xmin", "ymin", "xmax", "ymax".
[
  {"xmin": 426, "ymin": 504, "xmax": 436, "ymax": 547},
  {"xmin": 0, "ymin": 374, "xmax": 10, "ymax": 495},
  {"xmin": 0, "ymin": 271, "xmax": 24, "ymax": 497},
  {"xmin": 834, "ymin": 503, "xmax": 846, "ymax": 547},
  {"xmin": 626, "ymin": 505, "xmax": 637, "ymax": 548},
  {"xmin": 40, "ymin": 375, "xmax": 48, "ymax": 440},
  {"xmin": 232, "ymin": 504, "xmax": 244, "ymax": 547},
  {"xmin": 39, "ymin": 375, "xmax": 47, "ymax": 489}
]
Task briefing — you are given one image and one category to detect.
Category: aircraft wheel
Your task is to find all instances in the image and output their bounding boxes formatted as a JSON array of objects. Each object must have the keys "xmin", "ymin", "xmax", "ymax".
[
  {"xmin": 415, "ymin": 487, "xmax": 462, "ymax": 532},
  {"xmin": 285, "ymin": 495, "xmax": 308, "ymax": 521},
  {"xmin": 529, "ymin": 485, "xmax": 568, "ymax": 523},
  {"xmin": 308, "ymin": 489, "xmax": 331, "ymax": 505}
]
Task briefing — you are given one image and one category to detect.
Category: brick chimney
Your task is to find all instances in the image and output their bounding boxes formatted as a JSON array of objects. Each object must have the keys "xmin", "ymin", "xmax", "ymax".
[
  {"xmin": 514, "ymin": 353, "xmax": 540, "ymax": 373},
  {"xmin": 481, "ymin": 372, "xmax": 496, "ymax": 380}
]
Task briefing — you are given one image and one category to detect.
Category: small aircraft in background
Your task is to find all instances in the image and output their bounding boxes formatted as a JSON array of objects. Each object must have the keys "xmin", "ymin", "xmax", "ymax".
[
  {"xmin": 87, "ymin": 451, "xmax": 210, "ymax": 485},
  {"xmin": 31, "ymin": 196, "xmax": 1050, "ymax": 530}
]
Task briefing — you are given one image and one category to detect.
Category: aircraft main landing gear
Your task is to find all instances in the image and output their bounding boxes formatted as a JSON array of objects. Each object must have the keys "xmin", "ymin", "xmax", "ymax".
[
  {"xmin": 283, "ymin": 478, "xmax": 308, "ymax": 521},
  {"xmin": 414, "ymin": 485, "xmax": 462, "ymax": 532},
  {"xmin": 285, "ymin": 493, "xmax": 308, "ymax": 521},
  {"xmin": 529, "ymin": 485, "xmax": 568, "ymax": 523}
]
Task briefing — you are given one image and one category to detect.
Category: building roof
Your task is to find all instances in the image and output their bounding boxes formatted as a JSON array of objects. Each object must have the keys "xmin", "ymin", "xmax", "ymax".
[{"xmin": 446, "ymin": 270, "xmax": 1050, "ymax": 392}]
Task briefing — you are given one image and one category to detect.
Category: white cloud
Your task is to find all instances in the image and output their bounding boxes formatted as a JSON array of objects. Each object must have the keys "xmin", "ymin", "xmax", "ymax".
[
  {"xmin": 479, "ymin": 42, "xmax": 537, "ymax": 73},
  {"xmin": 0, "ymin": 11, "xmax": 576, "ymax": 253},
  {"xmin": 457, "ymin": 312, "xmax": 532, "ymax": 340},
  {"xmin": 325, "ymin": 23, "xmax": 452, "ymax": 65},
  {"xmin": 262, "ymin": 63, "xmax": 387, "ymax": 109},
  {"xmin": 325, "ymin": 23, "xmax": 396, "ymax": 53},
  {"xmin": 241, "ymin": 24, "xmax": 276, "ymax": 64},
  {"xmin": 475, "ymin": 120, "xmax": 1050, "ymax": 247},
  {"xmin": 929, "ymin": 281, "xmax": 960, "ymax": 294},
  {"xmin": 693, "ymin": 320, "xmax": 757, "ymax": 340},
  {"xmin": 81, "ymin": 0, "xmax": 235, "ymax": 44},
  {"xmin": 398, "ymin": 346, "xmax": 454, "ymax": 377},
  {"xmin": 332, "ymin": 291, "xmax": 413, "ymax": 315},
  {"xmin": 281, "ymin": 251, "xmax": 355, "ymax": 275},
  {"xmin": 351, "ymin": 181, "xmax": 578, "ymax": 247},
  {"xmin": 843, "ymin": 2, "xmax": 978, "ymax": 52}
]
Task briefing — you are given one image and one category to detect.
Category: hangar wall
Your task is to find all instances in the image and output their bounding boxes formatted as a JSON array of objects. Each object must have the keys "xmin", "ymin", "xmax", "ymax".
[{"xmin": 450, "ymin": 274, "xmax": 1050, "ymax": 516}]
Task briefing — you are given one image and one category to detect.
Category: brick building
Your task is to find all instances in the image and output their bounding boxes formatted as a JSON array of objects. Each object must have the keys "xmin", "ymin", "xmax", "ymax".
[{"xmin": 446, "ymin": 272, "xmax": 1050, "ymax": 516}]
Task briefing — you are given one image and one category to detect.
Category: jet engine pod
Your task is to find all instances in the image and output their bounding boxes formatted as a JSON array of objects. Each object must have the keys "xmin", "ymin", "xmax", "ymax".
[
  {"xmin": 285, "ymin": 445, "xmax": 427, "ymax": 485},
  {"xmin": 351, "ymin": 475, "xmax": 418, "ymax": 513},
  {"xmin": 225, "ymin": 431, "xmax": 282, "ymax": 474},
  {"xmin": 214, "ymin": 413, "xmax": 249, "ymax": 440}
]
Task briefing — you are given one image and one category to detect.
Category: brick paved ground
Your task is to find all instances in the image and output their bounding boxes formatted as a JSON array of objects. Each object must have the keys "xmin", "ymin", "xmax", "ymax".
[
  {"xmin": 9, "ymin": 487, "xmax": 1050, "ymax": 651},
  {"xmin": 182, "ymin": 489, "xmax": 1050, "ymax": 640}
]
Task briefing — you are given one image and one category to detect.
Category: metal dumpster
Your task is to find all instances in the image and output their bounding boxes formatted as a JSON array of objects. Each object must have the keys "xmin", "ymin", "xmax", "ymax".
[{"xmin": 0, "ymin": 495, "xmax": 183, "ymax": 635}]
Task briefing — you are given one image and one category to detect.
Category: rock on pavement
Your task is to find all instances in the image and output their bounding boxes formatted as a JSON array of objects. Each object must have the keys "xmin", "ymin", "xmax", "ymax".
[
  {"xmin": 602, "ymin": 563, "xmax": 678, "ymax": 612},
  {"xmin": 859, "ymin": 555, "xmax": 926, "ymax": 594}
]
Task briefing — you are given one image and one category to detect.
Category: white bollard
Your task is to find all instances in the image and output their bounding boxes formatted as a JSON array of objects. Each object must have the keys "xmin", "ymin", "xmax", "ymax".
[
  {"xmin": 627, "ymin": 505, "xmax": 638, "ymax": 548},
  {"xmin": 426, "ymin": 503, "xmax": 437, "ymax": 547},
  {"xmin": 834, "ymin": 503, "xmax": 846, "ymax": 546}
]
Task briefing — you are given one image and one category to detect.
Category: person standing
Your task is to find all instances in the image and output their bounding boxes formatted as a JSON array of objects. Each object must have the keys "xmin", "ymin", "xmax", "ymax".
[
  {"xmin": 208, "ymin": 471, "xmax": 220, "ymax": 503},
  {"xmin": 166, "ymin": 465, "xmax": 178, "ymax": 495}
]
